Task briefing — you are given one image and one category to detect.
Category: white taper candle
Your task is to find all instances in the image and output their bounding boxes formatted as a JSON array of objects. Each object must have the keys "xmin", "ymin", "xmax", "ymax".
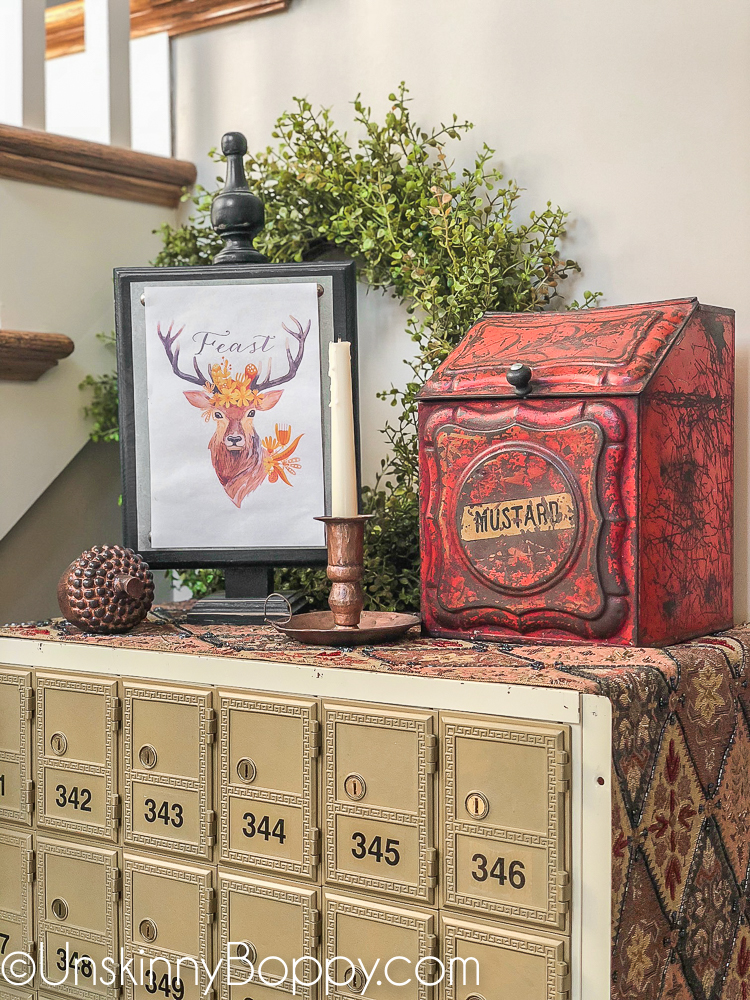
[{"xmin": 328, "ymin": 340, "xmax": 358, "ymax": 517}]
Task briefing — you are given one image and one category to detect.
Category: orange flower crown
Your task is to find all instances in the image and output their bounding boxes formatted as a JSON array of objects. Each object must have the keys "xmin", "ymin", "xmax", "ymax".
[{"xmin": 203, "ymin": 359, "xmax": 265, "ymax": 413}]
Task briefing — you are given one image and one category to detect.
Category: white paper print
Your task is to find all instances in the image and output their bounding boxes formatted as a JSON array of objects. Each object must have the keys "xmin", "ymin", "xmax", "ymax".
[{"xmin": 144, "ymin": 281, "xmax": 325, "ymax": 549}]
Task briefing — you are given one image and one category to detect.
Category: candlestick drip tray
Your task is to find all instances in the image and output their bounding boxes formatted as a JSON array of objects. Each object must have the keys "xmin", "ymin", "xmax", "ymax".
[{"xmin": 268, "ymin": 605, "xmax": 420, "ymax": 646}]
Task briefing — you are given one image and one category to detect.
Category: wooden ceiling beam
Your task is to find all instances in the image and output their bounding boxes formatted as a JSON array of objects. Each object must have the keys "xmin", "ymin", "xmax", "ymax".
[{"xmin": 46, "ymin": 0, "xmax": 291, "ymax": 60}]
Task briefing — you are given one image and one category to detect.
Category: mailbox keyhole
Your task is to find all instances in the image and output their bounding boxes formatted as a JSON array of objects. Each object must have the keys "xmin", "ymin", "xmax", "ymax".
[
  {"xmin": 344, "ymin": 773, "xmax": 366, "ymax": 801},
  {"xmin": 236, "ymin": 941, "xmax": 257, "ymax": 966},
  {"xmin": 139, "ymin": 744, "xmax": 158, "ymax": 769},
  {"xmin": 347, "ymin": 966, "xmax": 366, "ymax": 993},
  {"xmin": 50, "ymin": 732, "xmax": 68, "ymax": 756},
  {"xmin": 51, "ymin": 897, "xmax": 69, "ymax": 921},
  {"xmin": 465, "ymin": 790, "xmax": 489, "ymax": 820},
  {"xmin": 237, "ymin": 758, "xmax": 257, "ymax": 784},
  {"xmin": 139, "ymin": 918, "xmax": 158, "ymax": 943}
]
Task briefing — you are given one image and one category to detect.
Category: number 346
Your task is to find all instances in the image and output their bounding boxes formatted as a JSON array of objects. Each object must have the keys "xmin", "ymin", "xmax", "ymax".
[{"xmin": 472, "ymin": 853, "xmax": 526, "ymax": 888}]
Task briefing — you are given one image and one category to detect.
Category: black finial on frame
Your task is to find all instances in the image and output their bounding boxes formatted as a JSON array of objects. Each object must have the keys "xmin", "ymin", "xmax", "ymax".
[{"xmin": 211, "ymin": 131, "xmax": 269, "ymax": 265}]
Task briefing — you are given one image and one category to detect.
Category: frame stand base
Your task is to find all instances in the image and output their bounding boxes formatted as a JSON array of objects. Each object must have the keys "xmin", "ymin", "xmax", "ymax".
[{"xmin": 184, "ymin": 566, "xmax": 307, "ymax": 626}]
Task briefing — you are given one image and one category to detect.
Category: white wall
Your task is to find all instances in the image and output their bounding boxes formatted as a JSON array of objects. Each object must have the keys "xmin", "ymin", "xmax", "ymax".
[
  {"xmin": 172, "ymin": 0, "xmax": 750, "ymax": 617},
  {"xmin": 0, "ymin": 178, "xmax": 174, "ymax": 539},
  {"xmin": 45, "ymin": 33, "xmax": 171, "ymax": 155}
]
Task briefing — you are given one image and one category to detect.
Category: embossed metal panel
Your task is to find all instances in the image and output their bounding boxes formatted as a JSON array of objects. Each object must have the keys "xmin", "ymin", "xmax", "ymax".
[
  {"xmin": 324, "ymin": 892, "xmax": 437, "ymax": 1000},
  {"xmin": 0, "ymin": 826, "xmax": 34, "ymax": 983},
  {"xmin": 4, "ymin": 987, "xmax": 36, "ymax": 1000},
  {"xmin": 440, "ymin": 914, "xmax": 569, "ymax": 1000},
  {"xmin": 440, "ymin": 713, "xmax": 570, "ymax": 930},
  {"xmin": 218, "ymin": 870, "xmax": 320, "ymax": 1000},
  {"xmin": 0, "ymin": 667, "xmax": 33, "ymax": 826},
  {"xmin": 36, "ymin": 673, "xmax": 120, "ymax": 842},
  {"xmin": 123, "ymin": 682, "xmax": 214, "ymax": 859},
  {"xmin": 323, "ymin": 702, "xmax": 436, "ymax": 904},
  {"xmin": 419, "ymin": 399, "xmax": 637, "ymax": 643},
  {"xmin": 219, "ymin": 691, "xmax": 319, "ymax": 880},
  {"xmin": 123, "ymin": 853, "xmax": 214, "ymax": 968},
  {"xmin": 36, "ymin": 837, "xmax": 120, "ymax": 1000}
]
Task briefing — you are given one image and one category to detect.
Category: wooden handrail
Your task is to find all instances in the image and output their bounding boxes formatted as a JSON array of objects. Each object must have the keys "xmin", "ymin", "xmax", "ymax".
[
  {"xmin": 0, "ymin": 330, "xmax": 75, "ymax": 381},
  {"xmin": 0, "ymin": 124, "xmax": 196, "ymax": 207},
  {"xmin": 46, "ymin": 0, "xmax": 291, "ymax": 60}
]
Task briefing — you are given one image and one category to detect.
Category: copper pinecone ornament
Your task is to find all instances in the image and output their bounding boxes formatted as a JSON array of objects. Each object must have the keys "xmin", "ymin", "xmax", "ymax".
[{"xmin": 57, "ymin": 546, "xmax": 154, "ymax": 633}]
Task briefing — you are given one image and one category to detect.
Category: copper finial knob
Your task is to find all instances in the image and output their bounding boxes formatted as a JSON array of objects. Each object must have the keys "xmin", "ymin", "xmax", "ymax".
[
  {"xmin": 57, "ymin": 545, "xmax": 154, "ymax": 633},
  {"xmin": 506, "ymin": 362, "xmax": 532, "ymax": 396}
]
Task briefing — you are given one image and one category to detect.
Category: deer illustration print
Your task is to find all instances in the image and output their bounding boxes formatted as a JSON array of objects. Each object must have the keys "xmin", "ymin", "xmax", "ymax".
[{"xmin": 157, "ymin": 316, "xmax": 310, "ymax": 507}]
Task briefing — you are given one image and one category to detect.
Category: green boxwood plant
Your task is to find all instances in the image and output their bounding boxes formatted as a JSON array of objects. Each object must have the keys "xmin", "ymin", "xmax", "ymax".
[{"xmin": 81, "ymin": 84, "xmax": 598, "ymax": 610}]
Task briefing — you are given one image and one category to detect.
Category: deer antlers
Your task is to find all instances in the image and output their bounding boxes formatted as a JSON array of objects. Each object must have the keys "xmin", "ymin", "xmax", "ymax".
[
  {"xmin": 157, "ymin": 321, "xmax": 210, "ymax": 387},
  {"xmin": 255, "ymin": 316, "xmax": 312, "ymax": 390}
]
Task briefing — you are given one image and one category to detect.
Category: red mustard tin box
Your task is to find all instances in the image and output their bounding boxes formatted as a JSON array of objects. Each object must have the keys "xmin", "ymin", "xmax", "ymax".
[{"xmin": 418, "ymin": 298, "xmax": 734, "ymax": 646}]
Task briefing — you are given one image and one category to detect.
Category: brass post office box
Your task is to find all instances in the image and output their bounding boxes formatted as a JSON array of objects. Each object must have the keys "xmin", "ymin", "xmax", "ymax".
[
  {"xmin": 123, "ymin": 968, "xmax": 209, "ymax": 1000},
  {"xmin": 218, "ymin": 870, "xmax": 320, "ymax": 1000},
  {"xmin": 440, "ymin": 915, "xmax": 569, "ymax": 1000},
  {"xmin": 36, "ymin": 838, "xmax": 120, "ymax": 1000},
  {"xmin": 123, "ymin": 854, "xmax": 214, "ymax": 971},
  {"xmin": 3, "ymin": 988, "xmax": 36, "ymax": 1000},
  {"xmin": 324, "ymin": 892, "xmax": 437, "ymax": 1000},
  {"xmin": 35, "ymin": 674, "xmax": 120, "ymax": 843},
  {"xmin": 440, "ymin": 714, "xmax": 570, "ymax": 930},
  {"xmin": 218, "ymin": 691, "xmax": 319, "ymax": 880},
  {"xmin": 323, "ymin": 703, "xmax": 436, "ymax": 904},
  {"xmin": 123, "ymin": 683, "xmax": 214, "ymax": 859},
  {"xmin": 0, "ymin": 827, "xmax": 34, "ymax": 985},
  {"xmin": 0, "ymin": 668, "xmax": 34, "ymax": 826}
]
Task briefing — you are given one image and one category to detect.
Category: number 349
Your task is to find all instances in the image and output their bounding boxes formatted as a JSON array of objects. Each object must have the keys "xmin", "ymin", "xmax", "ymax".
[{"xmin": 472, "ymin": 853, "xmax": 526, "ymax": 888}]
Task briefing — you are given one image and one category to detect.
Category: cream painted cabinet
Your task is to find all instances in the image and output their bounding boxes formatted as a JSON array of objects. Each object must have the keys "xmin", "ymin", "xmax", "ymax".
[{"xmin": 0, "ymin": 636, "xmax": 609, "ymax": 1000}]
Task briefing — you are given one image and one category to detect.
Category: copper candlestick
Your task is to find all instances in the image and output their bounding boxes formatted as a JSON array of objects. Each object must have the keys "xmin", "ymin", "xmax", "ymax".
[
  {"xmin": 315, "ymin": 514, "xmax": 372, "ymax": 627},
  {"xmin": 268, "ymin": 514, "xmax": 420, "ymax": 646}
]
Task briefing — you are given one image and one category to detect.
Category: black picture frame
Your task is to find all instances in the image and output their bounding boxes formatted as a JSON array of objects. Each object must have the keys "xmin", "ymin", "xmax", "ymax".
[{"xmin": 114, "ymin": 260, "xmax": 359, "ymax": 571}]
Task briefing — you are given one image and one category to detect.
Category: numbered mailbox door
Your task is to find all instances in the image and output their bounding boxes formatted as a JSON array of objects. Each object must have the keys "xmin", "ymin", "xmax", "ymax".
[
  {"xmin": 36, "ymin": 838, "xmax": 120, "ymax": 1000},
  {"xmin": 0, "ymin": 827, "xmax": 34, "ymax": 981},
  {"xmin": 323, "ymin": 702, "xmax": 437, "ymax": 905},
  {"xmin": 36, "ymin": 673, "xmax": 120, "ymax": 842},
  {"xmin": 324, "ymin": 892, "xmax": 437, "ymax": 1000},
  {"xmin": 219, "ymin": 871, "xmax": 320, "ymax": 1000},
  {"xmin": 124, "ymin": 968, "xmax": 207, "ymax": 1000},
  {"xmin": 123, "ymin": 682, "xmax": 214, "ymax": 859},
  {"xmin": 5, "ymin": 988, "xmax": 36, "ymax": 1000},
  {"xmin": 123, "ymin": 853, "xmax": 214, "ymax": 974},
  {"xmin": 440, "ymin": 915, "xmax": 569, "ymax": 1000},
  {"xmin": 440, "ymin": 714, "xmax": 570, "ymax": 931},
  {"xmin": 219, "ymin": 691, "xmax": 319, "ymax": 881},
  {"xmin": 0, "ymin": 667, "xmax": 34, "ymax": 826}
]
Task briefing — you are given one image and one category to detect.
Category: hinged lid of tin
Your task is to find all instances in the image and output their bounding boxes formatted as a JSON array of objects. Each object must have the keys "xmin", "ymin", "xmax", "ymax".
[{"xmin": 418, "ymin": 298, "xmax": 699, "ymax": 399}]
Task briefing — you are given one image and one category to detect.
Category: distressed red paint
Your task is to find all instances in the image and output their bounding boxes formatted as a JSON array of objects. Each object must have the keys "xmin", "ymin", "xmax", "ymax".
[{"xmin": 418, "ymin": 299, "xmax": 734, "ymax": 646}]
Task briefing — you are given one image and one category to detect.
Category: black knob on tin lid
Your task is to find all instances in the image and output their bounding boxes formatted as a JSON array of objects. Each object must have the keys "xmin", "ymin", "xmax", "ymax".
[{"xmin": 506, "ymin": 362, "xmax": 532, "ymax": 396}]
